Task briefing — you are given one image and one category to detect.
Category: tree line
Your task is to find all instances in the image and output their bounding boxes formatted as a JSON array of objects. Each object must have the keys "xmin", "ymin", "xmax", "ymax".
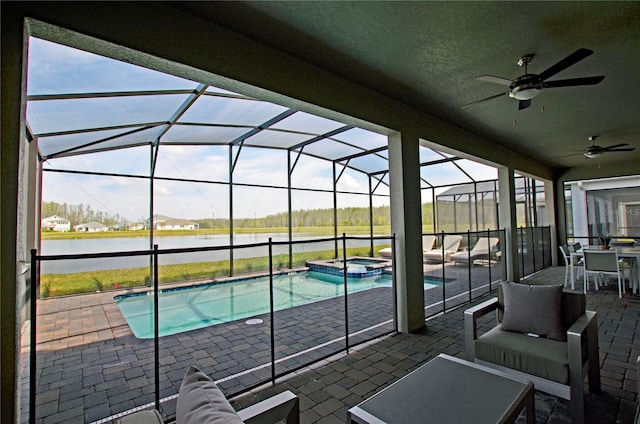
[
  {"xmin": 43, "ymin": 201, "xmax": 435, "ymax": 229},
  {"xmin": 42, "ymin": 201, "xmax": 127, "ymax": 228}
]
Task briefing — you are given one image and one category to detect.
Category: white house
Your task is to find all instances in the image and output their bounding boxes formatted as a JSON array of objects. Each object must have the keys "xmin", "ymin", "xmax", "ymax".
[
  {"xmin": 127, "ymin": 222, "xmax": 144, "ymax": 231},
  {"xmin": 74, "ymin": 222, "xmax": 108, "ymax": 232},
  {"xmin": 41, "ymin": 215, "xmax": 71, "ymax": 232},
  {"xmin": 156, "ymin": 218, "xmax": 199, "ymax": 230}
]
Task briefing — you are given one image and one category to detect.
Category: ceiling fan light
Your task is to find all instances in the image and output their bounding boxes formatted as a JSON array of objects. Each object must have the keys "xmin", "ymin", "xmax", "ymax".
[
  {"xmin": 510, "ymin": 87, "xmax": 540, "ymax": 100},
  {"xmin": 584, "ymin": 151, "xmax": 601, "ymax": 158}
]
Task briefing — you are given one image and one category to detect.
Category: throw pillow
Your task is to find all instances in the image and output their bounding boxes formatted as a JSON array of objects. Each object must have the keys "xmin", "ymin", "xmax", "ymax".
[
  {"xmin": 176, "ymin": 366, "xmax": 244, "ymax": 424},
  {"xmin": 501, "ymin": 282, "xmax": 565, "ymax": 341}
]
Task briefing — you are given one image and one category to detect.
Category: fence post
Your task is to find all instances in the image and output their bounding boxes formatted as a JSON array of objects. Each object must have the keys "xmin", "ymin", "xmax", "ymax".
[
  {"xmin": 153, "ymin": 244, "xmax": 160, "ymax": 412},
  {"xmin": 269, "ymin": 238, "xmax": 275, "ymax": 384},
  {"xmin": 342, "ymin": 234, "xmax": 349, "ymax": 354},
  {"xmin": 440, "ymin": 231, "xmax": 446, "ymax": 314},
  {"xmin": 391, "ymin": 234, "xmax": 398, "ymax": 332},
  {"xmin": 519, "ymin": 227, "xmax": 525, "ymax": 280},
  {"xmin": 467, "ymin": 229, "xmax": 472, "ymax": 301},
  {"xmin": 487, "ymin": 229, "xmax": 492, "ymax": 292}
]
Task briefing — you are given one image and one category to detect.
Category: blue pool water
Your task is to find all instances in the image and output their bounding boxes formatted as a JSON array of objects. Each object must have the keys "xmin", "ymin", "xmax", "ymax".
[{"xmin": 115, "ymin": 272, "xmax": 440, "ymax": 338}]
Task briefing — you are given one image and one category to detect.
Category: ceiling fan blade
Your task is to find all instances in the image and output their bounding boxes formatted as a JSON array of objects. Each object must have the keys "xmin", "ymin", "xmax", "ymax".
[
  {"xmin": 557, "ymin": 152, "xmax": 584, "ymax": 158},
  {"xmin": 476, "ymin": 75, "xmax": 512, "ymax": 86},
  {"xmin": 538, "ymin": 48, "xmax": 594, "ymax": 81},
  {"xmin": 461, "ymin": 92, "xmax": 508, "ymax": 108},
  {"xmin": 604, "ymin": 148, "xmax": 636, "ymax": 152},
  {"xmin": 543, "ymin": 76, "xmax": 605, "ymax": 88},
  {"xmin": 518, "ymin": 99, "xmax": 531, "ymax": 110},
  {"xmin": 601, "ymin": 143, "xmax": 629, "ymax": 150}
]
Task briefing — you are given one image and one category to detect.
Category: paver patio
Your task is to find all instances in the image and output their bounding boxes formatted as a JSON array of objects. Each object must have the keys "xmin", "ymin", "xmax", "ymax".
[{"xmin": 21, "ymin": 263, "xmax": 638, "ymax": 423}]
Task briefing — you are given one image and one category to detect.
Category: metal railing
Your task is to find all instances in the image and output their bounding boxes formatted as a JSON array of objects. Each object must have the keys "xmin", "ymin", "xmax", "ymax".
[{"xmin": 27, "ymin": 234, "xmax": 395, "ymax": 423}]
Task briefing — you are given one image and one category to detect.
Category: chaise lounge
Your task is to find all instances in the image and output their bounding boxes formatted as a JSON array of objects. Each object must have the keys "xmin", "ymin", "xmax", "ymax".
[
  {"xmin": 450, "ymin": 237, "xmax": 500, "ymax": 266},
  {"xmin": 379, "ymin": 234, "xmax": 436, "ymax": 259},
  {"xmin": 423, "ymin": 235, "xmax": 463, "ymax": 263}
]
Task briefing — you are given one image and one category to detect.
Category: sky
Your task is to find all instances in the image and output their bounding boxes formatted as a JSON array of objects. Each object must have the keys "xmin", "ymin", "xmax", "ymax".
[{"xmin": 27, "ymin": 37, "xmax": 498, "ymax": 222}]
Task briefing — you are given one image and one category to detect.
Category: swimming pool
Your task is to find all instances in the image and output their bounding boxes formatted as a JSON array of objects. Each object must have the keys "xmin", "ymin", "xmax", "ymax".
[{"xmin": 115, "ymin": 271, "xmax": 440, "ymax": 338}]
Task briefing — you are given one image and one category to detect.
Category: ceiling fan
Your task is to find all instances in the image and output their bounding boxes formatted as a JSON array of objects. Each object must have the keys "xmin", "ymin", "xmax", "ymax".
[
  {"xmin": 559, "ymin": 136, "xmax": 636, "ymax": 159},
  {"xmin": 582, "ymin": 136, "xmax": 635, "ymax": 158},
  {"xmin": 462, "ymin": 48, "xmax": 605, "ymax": 110}
]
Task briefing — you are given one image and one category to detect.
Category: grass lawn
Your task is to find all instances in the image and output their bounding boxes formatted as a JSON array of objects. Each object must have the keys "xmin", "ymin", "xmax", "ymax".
[{"xmin": 40, "ymin": 246, "xmax": 387, "ymax": 298}]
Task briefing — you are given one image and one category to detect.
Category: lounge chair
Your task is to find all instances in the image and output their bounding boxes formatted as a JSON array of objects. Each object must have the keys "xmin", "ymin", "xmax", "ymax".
[
  {"xmin": 379, "ymin": 235, "xmax": 436, "ymax": 259},
  {"xmin": 423, "ymin": 235, "xmax": 463, "ymax": 263},
  {"xmin": 450, "ymin": 237, "xmax": 500, "ymax": 265}
]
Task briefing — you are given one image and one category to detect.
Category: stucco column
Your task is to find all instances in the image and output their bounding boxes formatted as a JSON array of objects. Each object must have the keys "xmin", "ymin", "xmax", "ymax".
[
  {"xmin": 570, "ymin": 183, "xmax": 589, "ymax": 246},
  {"xmin": 388, "ymin": 132, "xmax": 425, "ymax": 333},
  {"xmin": 1, "ymin": 5, "xmax": 26, "ymax": 423},
  {"xmin": 543, "ymin": 179, "xmax": 558, "ymax": 266},
  {"xmin": 498, "ymin": 166, "xmax": 520, "ymax": 282}
]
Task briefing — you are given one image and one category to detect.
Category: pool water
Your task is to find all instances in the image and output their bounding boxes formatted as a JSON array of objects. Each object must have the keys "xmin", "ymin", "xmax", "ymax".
[{"xmin": 115, "ymin": 272, "xmax": 439, "ymax": 338}]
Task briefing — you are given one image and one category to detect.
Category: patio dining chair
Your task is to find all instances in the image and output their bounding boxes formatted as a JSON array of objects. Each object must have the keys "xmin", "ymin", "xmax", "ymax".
[
  {"xmin": 559, "ymin": 245, "xmax": 583, "ymax": 289},
  {"xmin": 583, "ymin": 249, "xmax": 623, "ymax": 298}
]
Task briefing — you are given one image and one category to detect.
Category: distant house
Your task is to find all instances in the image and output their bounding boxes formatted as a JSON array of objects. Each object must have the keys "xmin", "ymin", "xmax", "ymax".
[
  {"xmin": 156, "ymin": 218, "xmax": 199, "ymax": 230},
  {"xmin": 127, "ymin": 222, "xmax": 144, "ymax": 231},
  {"xmin": 41, "ymin": 215, "xmax": 71, "ymax": 232},
  {"xmin": 75, "ymin": 221, "xmax": 108, "ymax": 232}
]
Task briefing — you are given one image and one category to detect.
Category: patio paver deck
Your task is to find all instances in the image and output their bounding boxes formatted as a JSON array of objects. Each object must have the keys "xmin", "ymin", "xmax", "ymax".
[{"xmin": 21, "ymin": 265, "xmax": 639, "ymax": 423}]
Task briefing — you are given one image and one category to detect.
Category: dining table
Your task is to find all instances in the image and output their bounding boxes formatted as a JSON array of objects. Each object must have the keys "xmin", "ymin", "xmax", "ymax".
[{"xmin": 570, "ymin": 246, "xmax": 640, "ymax": 294}]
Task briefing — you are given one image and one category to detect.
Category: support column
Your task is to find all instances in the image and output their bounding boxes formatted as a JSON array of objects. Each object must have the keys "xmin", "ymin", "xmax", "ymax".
[
  {"xmin": 570, "ymin": 183, "xmax": 589, "ymax": 246},
  {"xmin": 1, "ymin": 7, "xmax": 26, "ymax": 423},
  {"xmin": 544, "ymin": 179, "xmax": 558, "ymax": 266},
  {"xmin": 498, "ymin": 166, "xmax": 520, "ymax": 282},
  {"xmin": 388, "ymin": 132, "xmax": 424, "ymax": 333}
]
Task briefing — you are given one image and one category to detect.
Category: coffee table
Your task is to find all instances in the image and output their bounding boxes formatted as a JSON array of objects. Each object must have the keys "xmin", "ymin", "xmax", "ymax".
[{"xmin": 347, "ymin": 354, "xmax": 534, "ymax": 424}]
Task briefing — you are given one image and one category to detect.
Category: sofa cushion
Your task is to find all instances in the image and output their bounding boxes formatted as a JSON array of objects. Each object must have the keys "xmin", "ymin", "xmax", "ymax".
[
  {"xmin": 116, "ymin": 410, "xmax": 163, "ymax": 424},
  {"xmin": 501, "ymin": 282, "xmax": 565, "ymax": 341},
  {"xmin": 176, "ymin": 366, "xmax": 243, "ymax": 424},
  {"xmin": 475, "ymin": 326, "xmax": 570, "ymax": 384}
]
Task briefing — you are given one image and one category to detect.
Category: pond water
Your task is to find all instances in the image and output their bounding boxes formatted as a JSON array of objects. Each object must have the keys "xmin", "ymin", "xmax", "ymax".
[{"xmin": 40, "ymin": 233, "xmax": 390, "ymax": 274}]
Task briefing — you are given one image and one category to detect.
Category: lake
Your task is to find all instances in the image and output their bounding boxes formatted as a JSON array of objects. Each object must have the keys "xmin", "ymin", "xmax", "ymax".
[{"xmin": 40, "ymin": 233, "xmax": 390, "ymax": 274}]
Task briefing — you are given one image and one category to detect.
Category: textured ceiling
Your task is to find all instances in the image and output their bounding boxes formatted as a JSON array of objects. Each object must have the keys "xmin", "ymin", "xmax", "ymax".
[{"xmin": 171, "ymin": 1, "xmax": 640, "ymax": 171}]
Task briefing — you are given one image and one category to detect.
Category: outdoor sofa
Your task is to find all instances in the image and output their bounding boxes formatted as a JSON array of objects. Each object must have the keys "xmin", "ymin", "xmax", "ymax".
[{"xmin": 117, "ymin": 366, "xmax": 299, "ymax": 424}]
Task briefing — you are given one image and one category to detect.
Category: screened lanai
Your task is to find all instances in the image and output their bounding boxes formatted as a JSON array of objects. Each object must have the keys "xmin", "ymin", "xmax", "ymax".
[
  {"xmin": 22, "ymin": 37, "xmax": 551, "ymax": 424},
  {"xmin": 434, "ymin": 177, "xmax": 547, "ymax": 234},
  {"xmin": 28, "ymin": 37, "xmax": 499, "ymax": 246}
]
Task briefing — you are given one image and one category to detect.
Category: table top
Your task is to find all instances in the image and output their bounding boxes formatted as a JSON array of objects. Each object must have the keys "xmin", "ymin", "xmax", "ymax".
[
  {"xmin": 572, "ymin": 247, "xmax": 640, "ymax": 257},
  {"xmin": 348, "ymin": 354, "xmax": 533, "ymax": 424}
]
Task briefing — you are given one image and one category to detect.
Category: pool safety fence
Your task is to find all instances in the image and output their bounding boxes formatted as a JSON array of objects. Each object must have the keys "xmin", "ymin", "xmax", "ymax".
[{"xmin": 25, "ymin": 229, "xmax": 551, "ymax": 423}]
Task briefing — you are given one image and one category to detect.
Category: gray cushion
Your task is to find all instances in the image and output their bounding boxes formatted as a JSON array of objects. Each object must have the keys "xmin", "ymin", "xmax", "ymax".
[
  {"xmin": 475, "ymin": 326, "xmax": 570, "ymax": 384},
  {"xmin": 116, "ymin": 410, "xmax": 163, "ymax": 424},
  {"xmin": 500, "ymin": 282, "xmax": 565, "ymax": 341},
  {"xmin": 498, "ymin": 286, "xmax": 586, "ymax": 332},
  {"xmin": 176, "ymin": 366, "xmax": 243, "ymax": 424}
]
